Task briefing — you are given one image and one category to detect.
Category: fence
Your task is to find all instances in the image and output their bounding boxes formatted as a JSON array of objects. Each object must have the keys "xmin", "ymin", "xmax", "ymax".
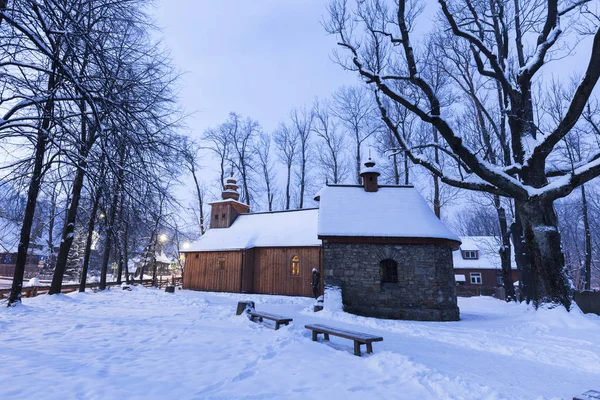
[
  {"xmin": 574, "ymin": 291, "xmax": 600, "ymax": 316},
  {"xmin": 0, "ymin": 278, "xmax": 182, "ymax": 300},
  {"xmin": 455, "ymin": 286, "xmax": 505, "ymax": 299}
]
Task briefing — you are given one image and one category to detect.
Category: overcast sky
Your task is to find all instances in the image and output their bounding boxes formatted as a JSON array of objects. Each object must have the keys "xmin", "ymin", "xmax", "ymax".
[{"xmin": 153, "ymin": 1, "xmax": 355, "ymax": 141}]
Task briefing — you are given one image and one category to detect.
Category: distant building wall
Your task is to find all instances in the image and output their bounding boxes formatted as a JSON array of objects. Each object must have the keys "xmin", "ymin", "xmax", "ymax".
[
  {"xmin": 322, "ymin": 242, "xmax": 459, "ymax": 321},
  {"xmin": 0, "ymin": 253, "xmax": 43, "ymax": 279},
  {"xmin": 454, "ymin": 269, "xmax": 519, "ymax": 288},
  {"xmin": 574, "ymin": 291, "xmax": 600, "ymax": 316}
]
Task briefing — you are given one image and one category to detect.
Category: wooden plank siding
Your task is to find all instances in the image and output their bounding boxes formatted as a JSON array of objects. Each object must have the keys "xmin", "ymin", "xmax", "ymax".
[
  {"xmin": 183, "ymin": 246, "xmax": 322, "ymax": 297},
  {"xmin": 183, "ymin": 251, "xmax": 243, "ymax": 293},
  {"xmin": 252, "ymin": 247, "xmax": 321, "ymax": 297}
]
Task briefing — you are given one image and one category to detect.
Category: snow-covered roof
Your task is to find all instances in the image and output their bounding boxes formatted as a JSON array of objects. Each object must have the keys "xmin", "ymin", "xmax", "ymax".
[
  {"xmin": 317, "ymin": 185, "xmax": 461, "ymax": 243},
  {"xmin": 208, "ymin": 198, "xmax": 248, "ymax": 207},
  {"xmin": 183, "ymin": 209, "xmax": 321, "ymax": 252},
  {"xmin": 453, "ymin": 236, "xmax": 517, "ymax": 270},
  {"xmin": 155, "ymin": 252, "xmax": 173, "ymax": 264}
]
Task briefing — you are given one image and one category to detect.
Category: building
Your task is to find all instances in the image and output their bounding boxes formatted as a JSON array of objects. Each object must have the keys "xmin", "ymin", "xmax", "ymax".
[
  {"xmin": 0, "ymin": 217, "xmax": 49, "ymax": 279},
  {"xmin": 453, "ymin": 236, "xmax": 519, "ymax": 290},
  {"xmin": 182, "ymin": 160, "xmax": 462, "ymax": 321}
]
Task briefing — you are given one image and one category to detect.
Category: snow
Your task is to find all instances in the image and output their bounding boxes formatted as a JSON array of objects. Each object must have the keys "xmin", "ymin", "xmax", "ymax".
[
  {"xmin": 317, "ymin": 185, "xmax": 461, "ymax": 243},
  {"xmin": 1, "ymin": 289, "xmax": 598, "ymax": 399},
  {"xmin": 184, "ymin": 208, "xmax": 321, "ymax": 252},
  {"xmin": 26, "ymin": 277, "xmax": 41, "ymax": 287},
  {"xmin": 453, "ymin": 236, "xmax": 517, "ymax": 270},
  {"xmin": 154, "ymin": 251, "xmax": 172, "ymax": 264},
  {"xmin": 454, "ymin": 274, "xmax": 466, "ymax": 282}
]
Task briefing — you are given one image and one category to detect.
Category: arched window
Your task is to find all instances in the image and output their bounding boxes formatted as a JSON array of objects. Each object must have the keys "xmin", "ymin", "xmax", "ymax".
[
  {"xmin": 380, "ymin": 259, "xmax": 398, "ymax": 283},
  {"xmin": 291, "ymin": 255, "xmax": 300, "ymax": 276}
]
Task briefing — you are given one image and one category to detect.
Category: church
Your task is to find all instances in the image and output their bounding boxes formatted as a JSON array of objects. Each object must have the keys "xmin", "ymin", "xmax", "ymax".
[{"xmin": 181, "ymin": 159, "xmax": 462, "ymax": 321}]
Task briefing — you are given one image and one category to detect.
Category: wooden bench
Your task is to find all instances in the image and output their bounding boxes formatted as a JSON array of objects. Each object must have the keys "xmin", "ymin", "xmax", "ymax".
[
  {"xmin": 305, "ymin": 323, "xmax": 383, "ymax": 356},
  {"xmin": 249, "ymin": 311, "xmax": 293, "ymax": 330}
]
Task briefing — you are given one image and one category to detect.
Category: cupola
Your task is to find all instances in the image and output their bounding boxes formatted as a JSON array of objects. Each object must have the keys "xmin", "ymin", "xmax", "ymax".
[
  {"xmin": 222, "ymin": 173, "xmax": 240, "ymax": 201},
  {"xmin": 359, "ymin": 158, "xmax": 380, "ymax": 192},
  {"xmin": 209, "ymin": 173, "xmax": 250, "ymax": 229}
]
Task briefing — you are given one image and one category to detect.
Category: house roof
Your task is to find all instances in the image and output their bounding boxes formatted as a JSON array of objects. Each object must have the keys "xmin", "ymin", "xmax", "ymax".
[
  {"xmin": 155, "ymin": 252, "xmax": 173, "ymax": 264},
  {"xmin": 183, "ymin": 208, "xmax": 321, "ymax": 252},
  {"xmin": 453, "ymin": 236, "xmax": 517, "ymax": 270},
  {"xmin": 316, "ymin": 185, "xmax": 461, "ymax": 243}
]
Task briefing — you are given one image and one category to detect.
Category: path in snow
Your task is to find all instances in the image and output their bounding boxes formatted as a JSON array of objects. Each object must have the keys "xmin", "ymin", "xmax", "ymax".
[{"xmin": 1, "ymin": 287, "xmax": 599, "ymax": 399}]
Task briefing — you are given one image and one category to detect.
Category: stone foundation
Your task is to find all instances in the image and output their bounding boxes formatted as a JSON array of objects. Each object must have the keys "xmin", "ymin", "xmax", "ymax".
[{"xmin": 323, "ymin": 242, "xmax": 459, "ymax": 321}]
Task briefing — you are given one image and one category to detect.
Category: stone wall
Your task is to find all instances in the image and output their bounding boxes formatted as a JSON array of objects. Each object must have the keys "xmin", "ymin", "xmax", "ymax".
[{"xmin": 323, "ymin": 242, "xmax": 459, "ymax": 321}]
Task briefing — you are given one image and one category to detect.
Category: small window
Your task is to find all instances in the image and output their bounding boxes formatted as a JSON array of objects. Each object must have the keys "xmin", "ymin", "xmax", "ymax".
[
  {"xmin": 463, "ymin": 250, "xmax": 478, "ymax": 259},
  {"xmin": 380, "ymin": 259, "xmax": 398, "ymax": 283},
  {"xmin": 291, "ymin": 255, "xmax": 300, "ymax": 276},
  {"xmin": 2, "ymin": 255, "xmax": 11, "ymax": 264},
  {"xmin": 215, "ymin": 214, "xmax": 219, "ymax": 220},
  {"xmin": 218, "ymin": 258, "xmax": 225, "ymax": 269},
  {"xmin": 222, "ymin": 213, "xmax": 226, "ymax": 219},
  {"xmin": 195, "ymin": 254, "xmax": 199, "ymax": 259},
  {"xmin": 470, "ymin": 273, "xmax": 482, "ymax": 285}
]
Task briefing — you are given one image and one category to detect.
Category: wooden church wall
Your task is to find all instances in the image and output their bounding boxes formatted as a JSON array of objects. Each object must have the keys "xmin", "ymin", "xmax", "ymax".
[
  {"xmin": 183, "ymin": 247, "xmax": 322, "ymax": 297},
  {"xmin": 183, "ymin": 251, "xmax": 243, "ymax": 293},
  {"xmin": 252, "ymin": 247, "xmax": 321, "ymax": 297}
]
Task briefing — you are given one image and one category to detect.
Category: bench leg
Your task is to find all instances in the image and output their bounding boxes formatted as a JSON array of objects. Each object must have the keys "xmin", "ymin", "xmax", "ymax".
[
  {"xmin": 324, "ymin": 333, "xmax": 330, "ymax": 341},
  {"xmin": 275, "ymin": 322, "xmax": 280, "ymax": 330},
  {"xmin": 312, "ymin": 331, "xmax": 318, "ymax": 342},
  {"xmin": 366, "ymin": 342, "xmax": 373, "ymax": 354},
  {"xmin": 354, "ymin": 341, "xmax": 361, "ymax": 356}
]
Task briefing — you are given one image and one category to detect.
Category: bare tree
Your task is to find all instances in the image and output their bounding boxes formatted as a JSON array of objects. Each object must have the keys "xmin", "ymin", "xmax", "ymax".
[
  {"xmin": 228, "ymin": 113, "xmax": 259, "ymax": 206},
  {"xmin": 326, "ymin": 0, "xmax": 600, "ymax": 308},
  {"xmin": 182, "ymin": 141, "xmax": 206, "ymax": 235},
  {"xmin": 255, "ymin": 132, "xmax": 276, "ymax": 211},
  {"xmin": 273, "ymin": 122, "xmax": 298, "ymax": 210},
  {"xmin": 290, "ymin": 107, "xmax": 313, "ymax": 208},
  {"xmin": 333, "ymin": 86, "xmax": 379, "ymax": 183},
  {"xmin": 312, "ymin": 98, "xmax": 348, "ymax": 184}
]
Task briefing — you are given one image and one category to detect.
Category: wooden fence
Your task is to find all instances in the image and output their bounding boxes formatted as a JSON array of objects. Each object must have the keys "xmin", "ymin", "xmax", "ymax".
[{"xmin": 0, "ymin": 277, "xmax": 182, "ymax": 300}]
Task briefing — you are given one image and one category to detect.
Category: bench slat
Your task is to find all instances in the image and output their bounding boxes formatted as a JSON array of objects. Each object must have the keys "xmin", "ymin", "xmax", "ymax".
[
  {"xmin": 249, "ymin": 311, "xmax": 293, "ymax": 322},
  {"xmin": 305, "ymin": 324, "xmax": 383, "ymax": 343}
]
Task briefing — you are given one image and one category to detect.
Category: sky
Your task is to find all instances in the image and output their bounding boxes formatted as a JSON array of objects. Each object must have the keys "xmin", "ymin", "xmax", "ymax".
[
  {"xmin": 153, "ymin": 1, "xmax": 355, "ymax": 140},
  {"xmin": 151, "ymin": 1, "xmax": 359, "ymax": 211}
]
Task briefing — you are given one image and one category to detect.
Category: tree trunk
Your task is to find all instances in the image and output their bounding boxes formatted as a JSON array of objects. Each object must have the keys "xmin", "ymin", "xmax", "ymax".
[
  {"xmin": 123, "ymin": 220, "xmax": 130, "ymax": 284},
  {"xmin": 100, "ymin": 184, "xmax": 120, "ymax": 290},
  {"xmin": 8, "ymin": 61, "xmax": 56, "ymax": 306},
  {"xmin": 495, "ymin": 196, "xmax": 516, "ymax": 301},
  {"xmin": 190, "ymin": 163, "xmax": 205, "ymax": 234},
  {"xmin": 517, "ymin": 199, "xmax": 572, "ymax": 308},
  {"xmin": 45, "ymin": 186, "xmax": 57, "ymax": 273},
  {"xmin": 285, "ymin": 165, "xmax": 291, "ymax": 210},
  {"xmin": 50, "ymin": 160, "xmax": 87, "ymax": 294},
  {"xmin": 581, "ymin": 184, "xmax": 592, "ymax": 291},
  {"xmin": 433, "ymin": 175, "xmax": 441, "ymax": 219},
  {"xmin": 356, "ymin": 141, "xmax": 361, "ymax": 184},
  {"xmin": 299, "ymin": 153, "xmax": 306, "ymax": 209}
]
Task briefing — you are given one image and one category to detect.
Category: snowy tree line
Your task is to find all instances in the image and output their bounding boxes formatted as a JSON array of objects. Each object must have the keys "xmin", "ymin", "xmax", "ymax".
[
  {"xmin": 2, "ymin": 0, "xmax": 599, "ymax": 311},
  {"xmin": 185, "ymin": 0, "xmax": 600, "ymax": 310},
  {"xmin": 0, "ymin": 0, "xmax": 187, "ymax": 305}
]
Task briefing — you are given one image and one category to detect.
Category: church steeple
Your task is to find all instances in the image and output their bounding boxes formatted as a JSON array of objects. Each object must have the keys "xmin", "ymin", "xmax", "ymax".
[
  {"xmin": 359, "ymin": 158, "xmax": 380, "ymax": 192},
  {"xmin": 222, "ymin": 172, "xmax": 240, "ymax": 201},
  {"xmin": 209, "ymin": 172, "xmax": 250, "ymax": 229}
]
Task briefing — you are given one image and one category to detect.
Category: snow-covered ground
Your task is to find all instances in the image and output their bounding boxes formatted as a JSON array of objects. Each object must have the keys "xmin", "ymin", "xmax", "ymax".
[{"xmin": 1, "ymin": 288, "xmax": 599, "ymax": 400}]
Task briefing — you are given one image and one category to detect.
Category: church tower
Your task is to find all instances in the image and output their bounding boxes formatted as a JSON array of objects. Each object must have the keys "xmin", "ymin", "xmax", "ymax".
[{"xmin": 209, "ymin": 174, "xmax": 250, "ymax": 229}]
